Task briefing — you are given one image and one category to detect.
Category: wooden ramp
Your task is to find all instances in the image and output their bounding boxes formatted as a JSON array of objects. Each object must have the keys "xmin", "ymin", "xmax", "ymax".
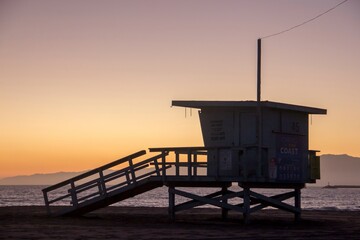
[{"xmin": 42, "ymin": 150, "xmax": 169, "ymax": 216}]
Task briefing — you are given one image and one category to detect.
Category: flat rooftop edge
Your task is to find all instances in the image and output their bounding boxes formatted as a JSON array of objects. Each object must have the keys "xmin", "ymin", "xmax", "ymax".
[{"xmin": 172, "ymin": 100, "xmax": 327, "ymax": 114}]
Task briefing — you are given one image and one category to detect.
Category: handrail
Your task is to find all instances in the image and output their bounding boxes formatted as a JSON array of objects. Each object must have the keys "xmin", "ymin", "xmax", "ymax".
[
  {"xmin": 150, "ymin": 162, "xmax": 207, "ymax": 166},
  {"xmin": 68, "ymin": 163, "xmax": 151, "ymax": 198},
  {"xmin": 43, "ymin": 150, "xmax": 170, "ymax": 215},
  {"xmin": 42, "ymin": 150, "xmax": 146, "ymax": 192},
  {"xmin": 148, "ymin": 147, "xmax": 215, "ymax": 178},
  {"xmin": 149, "ymin": 146, "xmax": 231, "ymax": 152}
]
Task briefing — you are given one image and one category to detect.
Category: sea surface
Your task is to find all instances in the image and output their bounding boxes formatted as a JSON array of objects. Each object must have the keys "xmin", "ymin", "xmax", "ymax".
[{"xmin": 0, "ymin": 185, "xmax": 360, "ymax": 211}]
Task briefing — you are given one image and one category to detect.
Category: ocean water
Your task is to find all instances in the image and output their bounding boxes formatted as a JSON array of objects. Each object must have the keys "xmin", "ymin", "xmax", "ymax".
[{"xmin": 0, "ymin": 185, "xmax": 360, "ymax": 211}]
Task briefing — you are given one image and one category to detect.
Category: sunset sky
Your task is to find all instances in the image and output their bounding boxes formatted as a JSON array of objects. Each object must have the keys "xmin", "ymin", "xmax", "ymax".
[{"xmin": 1, "ymin": 0, "xmax": 359, "ymax": 178}]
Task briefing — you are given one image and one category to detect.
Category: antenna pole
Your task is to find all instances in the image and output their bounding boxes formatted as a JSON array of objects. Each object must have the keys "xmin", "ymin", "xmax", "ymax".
[
  {"xmin": 257, "ymin": 38, "xmax": 262, "ymax": 178},
  {"xmin": 257, "ymin": 38, "xmax": 261, "ymax": 102}
]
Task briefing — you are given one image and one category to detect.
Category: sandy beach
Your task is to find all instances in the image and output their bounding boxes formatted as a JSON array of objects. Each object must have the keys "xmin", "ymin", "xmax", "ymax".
[{"xmin": 0, "ymin": 206, "xmax": 359, "ymax": 239}]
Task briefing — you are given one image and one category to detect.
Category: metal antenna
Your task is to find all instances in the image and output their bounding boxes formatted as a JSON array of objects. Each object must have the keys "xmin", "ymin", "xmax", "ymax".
[
  {"xmin": 257, "ymin": 38, "xmax": 263, "ymax": 177},
  {"xmin": 257, "ymin": 38, "xmax": 261, "ymax": 102}
]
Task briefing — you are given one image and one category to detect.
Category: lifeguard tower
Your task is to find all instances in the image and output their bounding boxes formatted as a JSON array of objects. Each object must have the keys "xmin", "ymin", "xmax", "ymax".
[
  {"xmin": 42, "ymin": 39, "xmax": 326, "ymax": 222},
  {"xmin": 170, "ymin": 100, "xmax": 325, "ymax": 219},
  {"xmin": 42, "ymin": 99, "xmax": 326, "ymax": 222}
]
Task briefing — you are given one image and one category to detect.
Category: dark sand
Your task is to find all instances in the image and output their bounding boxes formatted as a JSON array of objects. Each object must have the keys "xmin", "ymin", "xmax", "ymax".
[{"xmin": 0, "ymin": 206, "xmax": 359, "ymax": 239}]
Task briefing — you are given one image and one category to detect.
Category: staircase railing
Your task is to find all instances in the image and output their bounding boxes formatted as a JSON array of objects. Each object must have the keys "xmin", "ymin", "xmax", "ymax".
[
  {"xmin": 42, "ymin": 150, "xmax": 168, "ymax": 215},
  {"xmin": 149, "ymin": 147, "xmax": 209, "ymax": 178}
]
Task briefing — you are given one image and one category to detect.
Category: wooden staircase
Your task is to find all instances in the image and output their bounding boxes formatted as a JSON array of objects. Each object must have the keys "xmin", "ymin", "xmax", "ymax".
[{"xmin": 42, "ymin": 150, "xmax": 169, "ymax": 216}]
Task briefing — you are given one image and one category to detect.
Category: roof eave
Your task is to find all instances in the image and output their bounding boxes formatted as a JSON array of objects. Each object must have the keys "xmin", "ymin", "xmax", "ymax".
[{"xmin": 172, "ymin": 100, "xmax": 327, "ymax": 115}]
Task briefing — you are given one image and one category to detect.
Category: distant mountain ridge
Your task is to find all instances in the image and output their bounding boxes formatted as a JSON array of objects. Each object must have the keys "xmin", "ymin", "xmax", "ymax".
[
  {"xmin": 0, "ymin": 154, "xmax": 359, "ymax": 186},
  {"xmin": 0, "ymin": 171, "xmax": 87, "ymax": 186},
  {"xmin": 316, "ymin": 154, "xmax": 360, "ymax": 186}
]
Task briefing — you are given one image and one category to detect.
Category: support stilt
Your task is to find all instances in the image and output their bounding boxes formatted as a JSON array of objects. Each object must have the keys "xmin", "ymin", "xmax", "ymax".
[
  {"xmin": 294, "ymin": 188, "xmax": 301, "ymax": 222},
  {"xmin": 169, "ymin": 186, "xmax": 175, "ymax": 222},
  {"xmin": 243, "ymin": 187, "xmax": 250, "ymax": 224},
  {"xmin": 221, "ymin": 186, "xmax": 229, "ymax": 220}
]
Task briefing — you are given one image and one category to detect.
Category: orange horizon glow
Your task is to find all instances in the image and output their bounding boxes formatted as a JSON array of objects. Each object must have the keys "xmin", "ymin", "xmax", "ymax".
[{"xmin": 1, "ymin": 0, "xmax": 360, "ymax": 178}]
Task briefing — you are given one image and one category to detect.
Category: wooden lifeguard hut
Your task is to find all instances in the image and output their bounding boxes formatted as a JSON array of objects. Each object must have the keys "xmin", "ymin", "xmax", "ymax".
[{"xmin": 173, "ymin": 100, "xmax": 325, "ymax": 183}]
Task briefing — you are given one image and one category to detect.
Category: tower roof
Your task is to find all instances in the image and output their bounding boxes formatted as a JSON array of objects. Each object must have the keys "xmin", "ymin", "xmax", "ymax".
[{"xmin": 172, "ymin": 100, "xmax": 327, "ymax": 115}]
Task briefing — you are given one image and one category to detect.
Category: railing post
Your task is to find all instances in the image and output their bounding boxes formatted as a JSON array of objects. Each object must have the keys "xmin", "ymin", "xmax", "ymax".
[
  {"xmin": 154, "ymin": 157, "xmax": 160, "ymax": 176},
  {"xmin": 99, "ymin": 170, "xmax": 107, "ymax": 196},
  {"xmin": 162, "ymin": 151, "xmax": 166, "ymax": 181},
  {"xmin": 128, "ymin": 157, "xmax": 136, "ymax": 184},
  {"xmin": 70, "ymin": 181, "xmax": 78, "ymax": 207},
  {"xmin": 193, "ymin": 152, "xmax": 198, "ymax": 176},
  {"xmin": 187, "ymin": 150, "xmax": 192, "ymax": 178},
  {"xmin": 175, "ymin": 152, "xmax": 180, "ymax": 176},
  {"xmin": 215, "ymin": 148, "xmax": 219, "ymax": 178},
  {"xmin": 42, "ymin": 190, "xmax": 51, "ymax": 215},
  {"xmin": 125, "ymin": 170, "xmax": 131, "ymax": 185}
]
